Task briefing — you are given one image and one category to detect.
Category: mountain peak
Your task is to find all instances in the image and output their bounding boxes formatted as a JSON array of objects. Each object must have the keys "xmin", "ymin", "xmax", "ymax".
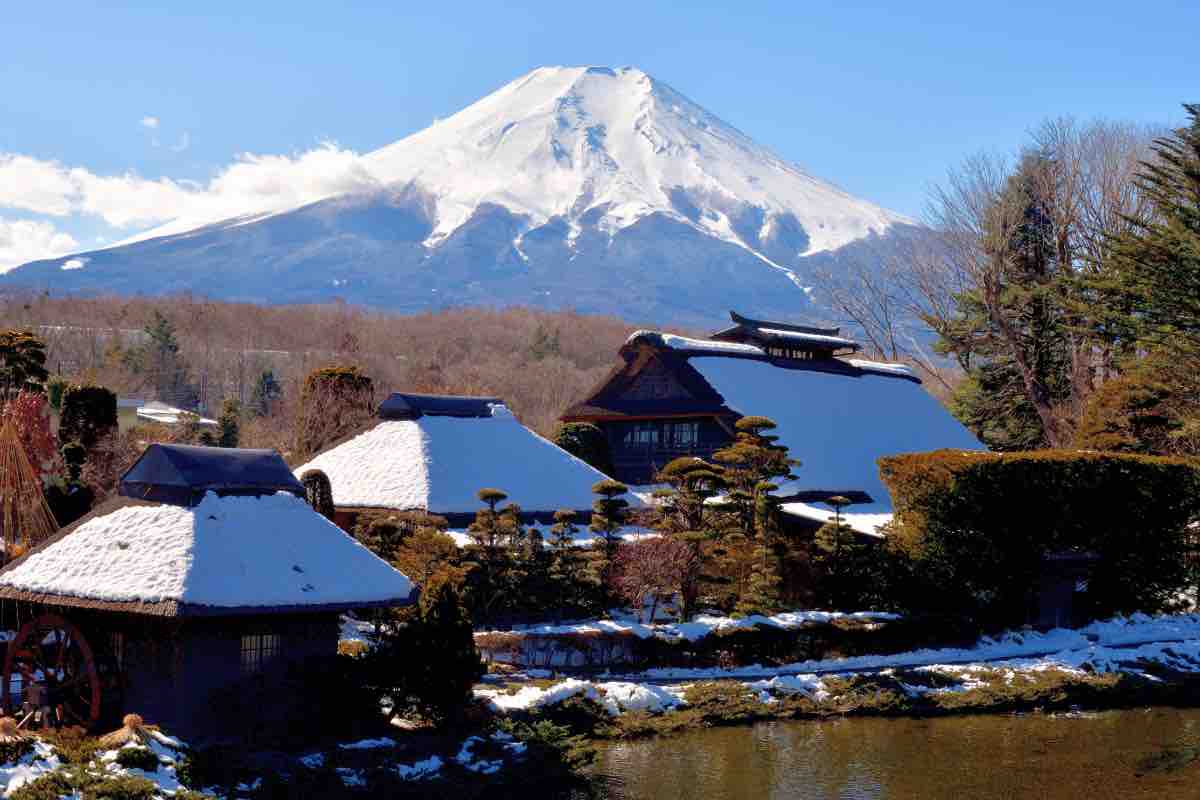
[{"xmin": 3, "ymin": 66, "xmax": 916, "ymax": 327}]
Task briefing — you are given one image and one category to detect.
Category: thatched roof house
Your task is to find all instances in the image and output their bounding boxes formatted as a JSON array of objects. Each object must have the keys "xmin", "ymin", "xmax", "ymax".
[
  {"xmin": 0, "ymin": 444, "xmax": 414, "ymax": 740},
  {"xmin": 562, "ymin": 311, "xmax": 984, "ymax": 532},
  {"xmin": 294, "ymin": 392, "xmax": 634, "ymax": 529}
]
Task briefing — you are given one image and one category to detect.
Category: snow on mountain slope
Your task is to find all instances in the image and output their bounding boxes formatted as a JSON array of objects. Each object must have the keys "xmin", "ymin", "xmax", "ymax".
[
  {"xmin": 362, "ymin": 66, "xmax": 907, "ymax": 257},
  {"xmin": 3, "ymin": 66, "xmax": 918, "ymax": 325}
]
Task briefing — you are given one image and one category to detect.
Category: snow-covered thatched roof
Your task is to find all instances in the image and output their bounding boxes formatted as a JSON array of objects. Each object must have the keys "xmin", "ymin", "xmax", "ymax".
[
  {"xmin": 0, "ymin": 471, "xmax": 415, "ymax": 616},
  {"xmin": 683, "ymin": 355, "xmax": 982, "ymax": 510},
  {"xmin": 293, "ymin": 397, "xmax": 624, "ymax": 514}
]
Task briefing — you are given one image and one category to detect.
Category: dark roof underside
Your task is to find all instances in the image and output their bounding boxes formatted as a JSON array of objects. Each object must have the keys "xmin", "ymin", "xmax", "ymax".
[
  {"xmin": 119, "ymin": 444, "xmax": 305, "ymax": 506},
  {"xmin": 378, "ymin": 392, "xmax": 501, "ymax": 420}
]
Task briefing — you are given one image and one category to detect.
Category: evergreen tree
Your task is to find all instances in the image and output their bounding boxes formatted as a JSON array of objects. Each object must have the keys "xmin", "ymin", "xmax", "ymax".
[
  {"xmin": 1103, "ymin": 104, "xmax": 1200, "ymax": 352},
  {"xmin": 248, "ymin": 369, "xmax": 282, "ymax": 417},
  {"xmin": 552, "ymin": 422, "xmax": 614, "ymax": 475},
  {"xmin": 651, "ymin": 457, "xmax": 724, "ymax": 620},
  {"xmin": 217, "ymin": 397, "xmax": 240, "ymax": 448},
  {"xmin": 712, "ymin": 416, "xmax": 796, "ymax": 614},
  {"xmin": 0, "ymin": 330, "xmax": 48, "ymax": 404},
  {"xmin": 58, "ymin": 384, "xmax": 118, "ymax": 452},
  {"xmin": 137, "ymin": 310, "xmax": 197, "ymax": 406},
  {"xmin": 930, "ymin": 152, "xmax": 1078, "ymax": 447},
  {"xmin": 589, "ymin": 478, "xmax": 629, "ymax": 612},
  {"xmin": 301, "ymin": 469, "xmax": 336, "ymax": 521},
  {"xmin": 372, "ymin": 572, "xmax": 483, "ymax": 726},
  {"xmin": 548, "ymin": 510, "xmax": 589, "ymax": 622},
  {"xmin": 393, "ymin": 526, "xmax": 461, "ymax": 588},
  {"xmin": 466, "ymin": 488, "xmax": 524, "ymax": 625}
]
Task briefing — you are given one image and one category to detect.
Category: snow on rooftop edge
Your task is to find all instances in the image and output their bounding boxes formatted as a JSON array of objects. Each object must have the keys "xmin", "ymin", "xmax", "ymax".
[
  {"xmin": 781, "ymin": 502, "xmax": 891, "ymax": 538},
  {"xmin": 0, "ymin": 491, "xmax": 414, "ymax": 607},
  {"xmin": 294, "ymin": 405, "xmax": 630, "ymax": 513}
]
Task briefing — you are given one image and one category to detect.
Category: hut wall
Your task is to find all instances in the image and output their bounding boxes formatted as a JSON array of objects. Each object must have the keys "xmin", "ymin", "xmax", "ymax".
[{"xmin": 119, "ymin": 613, "xmax": 339, "ymax": 743}]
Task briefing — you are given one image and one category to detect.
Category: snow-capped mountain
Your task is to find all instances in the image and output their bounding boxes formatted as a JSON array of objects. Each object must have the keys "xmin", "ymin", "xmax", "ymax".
[{"xmin": 3, "ymin": 66, "xmax": 919, "ymax": 326}]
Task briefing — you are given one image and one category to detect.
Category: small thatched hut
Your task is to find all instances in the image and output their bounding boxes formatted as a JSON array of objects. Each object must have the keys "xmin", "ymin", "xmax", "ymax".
[{"xmin": 0, "ymin": 444, "xmax": 415, "ymax": 741}]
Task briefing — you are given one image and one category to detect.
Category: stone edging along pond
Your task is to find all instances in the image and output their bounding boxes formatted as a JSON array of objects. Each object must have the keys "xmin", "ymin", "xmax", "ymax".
[{"xmin": 473, "ymin": 613, "xmax": 1200, "ymax": 741}]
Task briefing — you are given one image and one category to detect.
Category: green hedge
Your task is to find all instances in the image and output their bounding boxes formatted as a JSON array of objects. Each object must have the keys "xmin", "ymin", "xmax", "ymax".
[
  {"xmin": 58, "ymin": 383, "xmax": 117, "ymax": 450},
  {"xmin": 878, "ymin": 449, "xmax": 1200, "ymax": 624}
]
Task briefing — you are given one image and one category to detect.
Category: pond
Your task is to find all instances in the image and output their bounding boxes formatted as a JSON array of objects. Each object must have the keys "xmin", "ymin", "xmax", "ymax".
[{"xmin": 594, "ymin": 708, "xmax": 1200, "ymax": 799}]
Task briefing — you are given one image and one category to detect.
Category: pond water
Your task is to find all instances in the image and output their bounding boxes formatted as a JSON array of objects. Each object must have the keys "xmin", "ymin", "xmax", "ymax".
[{"xmin": 594, "ymin": 708, "xmax": 1200, "ymax": 799}]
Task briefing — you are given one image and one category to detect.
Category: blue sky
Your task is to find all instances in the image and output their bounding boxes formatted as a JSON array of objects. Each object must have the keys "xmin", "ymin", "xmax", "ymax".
[{"xmin": 1, "ymin": 0, "xmax": 1196, "ymax": 269}]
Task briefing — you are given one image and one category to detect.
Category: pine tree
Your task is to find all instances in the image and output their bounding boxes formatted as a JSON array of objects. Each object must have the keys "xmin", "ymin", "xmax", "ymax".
[
  {"xmin": 248, "ymin": 369, "xmax": 282, "ymax": 417},
  {"xmin": 466, "ymin": 488, "xmax": 524, "ymax": 625},
  {"xmin": 217, "ymin": 397, "xmax": 240, "ymax": 448},
  {"xmin": 548, "ymin": 509, "xmax": 588, "ymax": 622},
  {"xmin": 1104, "ymin": 104, "xmax": 1200, "ymax": 351},
  {"xmin": 138, "ymin": 310, "xmax": 196, "ymax": 407},
  {"xmin": 712, "ymin": 416, "xmax": 797, "ymax": 614},
  {"xmin": 589, "ymin": 478, "xmax": 629, "ymax": 612},
  {"xmin": 651, "ymin": 457, "xmax": 724, "ymax": 620}
]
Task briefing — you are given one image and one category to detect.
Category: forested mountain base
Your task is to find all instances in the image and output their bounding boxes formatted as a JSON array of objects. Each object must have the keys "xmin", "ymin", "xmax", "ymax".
[{"xmin": 0, "ymin": 295, "xmax": 651, "ymax": 443}]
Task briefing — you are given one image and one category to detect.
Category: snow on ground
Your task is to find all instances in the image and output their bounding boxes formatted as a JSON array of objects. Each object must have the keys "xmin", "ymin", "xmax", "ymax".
[
  {"xmin": 0, "ymin": 491, "xmax": 414, "ymax": 608},
  {"xmin": 0, "ymin": 732, "xmax": 190, "ymax": 797},
  {"xmin": 481, "ymin": 608, "xmax": 900, "ymax": 644},
  {"xmin": 477, "ymin": 612, "xmax": 1200, "ymax": 718},
  {"xmin": 476, "ymin": 679, "xmax": 686, "ymax": 716},
  {"xmin": 293, "ymin": 405, "xmax": 634, "ymax": 514}
]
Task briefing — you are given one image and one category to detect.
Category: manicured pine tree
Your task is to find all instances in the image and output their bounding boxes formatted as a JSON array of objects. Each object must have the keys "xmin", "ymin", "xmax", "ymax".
[
  {"xmin": 712, "ymin": 416, "xmax": 797, "ymax": 614},
  {"xmin": 590, "ymin": 478, "xmax": 629, "ymax": 612},
  {"xmin": 813, "ymin": 496, "xmax": 854, "ymax": 608},
  {"xmin": 467, "ymin": 488, "xmax": 525, "ymax": 625},
  {"xmin": 652, "ymin": 456, "xmax": 725, "ymax": 620},
  {"xmin": 548, "ymin": 509, "xmax": 588, "ymax": 622}
]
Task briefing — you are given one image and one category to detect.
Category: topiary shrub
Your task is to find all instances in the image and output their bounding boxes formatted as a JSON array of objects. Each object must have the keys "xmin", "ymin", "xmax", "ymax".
[
  {"xmin": 300, "ymin": 470, "xmax": 335, "ymax": 521},
  {"xmin": 114, "ymin": 746, "xmax": 159, "ymax": 772},
  {"xmin": 879, "ymin": 449, "xmax": 1200, "ymax": 625},
  {"xmin": 294, "ymin": 365, "xmax": 374, "ymax": 460},
  {"xmin": 552, "ymin": 422, "xmax": 613, "ymax": 476},
  {"xmin": 59, "ymin": 384, "xmax": 117, "ymax": 451}
]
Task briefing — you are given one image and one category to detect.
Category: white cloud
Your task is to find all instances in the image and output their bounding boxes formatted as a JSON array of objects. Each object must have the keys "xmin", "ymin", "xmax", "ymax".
[
  {"xmin": 0, "ymin": 143, "xmax": 377, "ymax": 236},
  {"xmin": 0, "ymin": 218, "xmax": 78, "ymax": 273},
  {"xmin": 141, "ymin": 116, "xmax": 160, "ymax": 130},
  {"xmin": 61, "ymin": 257, "xmax": 88, "ymax": 270}
]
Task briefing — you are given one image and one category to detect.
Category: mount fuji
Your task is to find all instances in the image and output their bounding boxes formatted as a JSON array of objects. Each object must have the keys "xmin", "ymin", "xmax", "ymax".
[{"xmin": 3, "ymin": 66, "xmax": 920, "ymax": 326}]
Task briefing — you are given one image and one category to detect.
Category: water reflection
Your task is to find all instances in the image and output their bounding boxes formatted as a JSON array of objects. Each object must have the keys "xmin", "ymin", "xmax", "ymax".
[{"xmin": 595, "ymin": 708, "xmax": 1200, "ymax": 799}]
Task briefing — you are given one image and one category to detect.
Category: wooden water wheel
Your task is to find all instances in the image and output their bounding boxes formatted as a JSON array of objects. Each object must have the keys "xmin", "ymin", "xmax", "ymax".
[{"xmin": 2, "ymin": 613, "xmax": 101, "ymax": 729}]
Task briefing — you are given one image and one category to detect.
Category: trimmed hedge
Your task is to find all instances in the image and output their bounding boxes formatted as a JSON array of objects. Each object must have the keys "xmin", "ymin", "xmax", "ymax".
[{"xmin": 878, "ymin": 449, "xmax": 1200, "ymax": 624}]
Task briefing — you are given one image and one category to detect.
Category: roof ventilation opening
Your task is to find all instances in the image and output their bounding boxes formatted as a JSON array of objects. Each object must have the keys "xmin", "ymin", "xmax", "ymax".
[
  {"xmin": 118, "ymin": 444, "xmax": 306, "ymax": 507},
  {"xmin": 377, "ymin": 392, "xmax": 502, "ymax": 421}
]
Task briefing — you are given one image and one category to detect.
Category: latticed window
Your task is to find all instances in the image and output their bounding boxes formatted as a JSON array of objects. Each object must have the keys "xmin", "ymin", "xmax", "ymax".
[
  {"xmin": 240, "ymin": 633, "xmax": 281, "ymax": 675},
  {"xmin": 669, "ymin": 422, "xmax": 700, "ymax": 446}
]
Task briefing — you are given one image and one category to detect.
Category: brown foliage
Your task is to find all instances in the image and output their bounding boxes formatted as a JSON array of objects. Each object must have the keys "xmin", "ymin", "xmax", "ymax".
[{"xmin": 3, "ymin": 294, "xmax": 642, "ymax": 440}]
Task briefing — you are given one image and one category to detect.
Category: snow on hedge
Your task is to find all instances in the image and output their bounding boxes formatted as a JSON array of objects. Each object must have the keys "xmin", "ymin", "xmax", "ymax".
[
  {"xmin": 293, "ymin": 405, "xmax": 626, "ymax": 513},
  {"xmin": 0, "ymin": 491, "xmax": 414, "ymax": 607},
  {"xmin": 482, "ymin": 609, "xmax": 900, "ymax": 644},
  {"xmin": 687, "ymin": 356, "xmax": 984, "ymax": 510},
  {"xmin": 445, "ymin": 523, "xmax": 658, "ymax": 549}
]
